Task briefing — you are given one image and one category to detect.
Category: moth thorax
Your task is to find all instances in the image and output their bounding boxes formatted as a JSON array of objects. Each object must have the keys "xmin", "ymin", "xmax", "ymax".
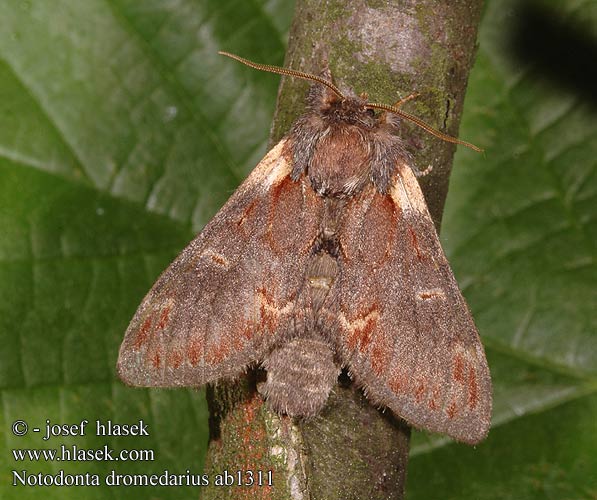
[
  {"xmin": 259, "ymin": 338, "xmax": 340, "ymax": 418},
  {"xmin": 309, "ymin": 125, "xmax": 371, "ymax": 197}
]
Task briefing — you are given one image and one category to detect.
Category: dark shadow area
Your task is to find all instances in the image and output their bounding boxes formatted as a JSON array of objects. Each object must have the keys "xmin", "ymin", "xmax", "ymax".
[{"xmin": 511, "ymin": 2, "xmax": 597, "ymax": 107}]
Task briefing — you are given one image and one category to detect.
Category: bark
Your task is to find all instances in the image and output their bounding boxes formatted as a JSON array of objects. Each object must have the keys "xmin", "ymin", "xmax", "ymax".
[{"xmin": 202, "ymin": 1, "xmax": 483, "ymax": 499}]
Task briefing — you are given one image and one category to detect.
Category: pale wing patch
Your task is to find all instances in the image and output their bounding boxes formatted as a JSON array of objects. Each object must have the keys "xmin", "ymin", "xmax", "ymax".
[
  {"xmin": 262, "ymin": 139, "xmax": 293, "ymax": 189},
  {"xmin": 263, "ymin": 156, "xmax": 292, "ymax": 189},
  {"xmin": 241, "ymin": 138, "xmax": 291, "ymax": 191},
  {"xmin": 338, "ymin": 309, "xmax": 381, "ymax": 331},
  {"xmin": 338, "ymin": 308, "xmax": 381, "ymax": 352},
  {"xmin": 257, "ymin": 288, "xmax": 295, "ymax": 316},
  {"xmin": 201, "ymin": 249, "xmax": 231, "ymax": 269},
  {"xmin": 390, "ymin": 161, "xmax": 429, "ymax": 215}
]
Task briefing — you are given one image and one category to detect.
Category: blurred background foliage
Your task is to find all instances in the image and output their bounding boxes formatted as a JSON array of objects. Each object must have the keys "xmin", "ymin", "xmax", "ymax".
[{"xmin": 0, "ymin": 0, "xmax": 595, "ymax": 499}]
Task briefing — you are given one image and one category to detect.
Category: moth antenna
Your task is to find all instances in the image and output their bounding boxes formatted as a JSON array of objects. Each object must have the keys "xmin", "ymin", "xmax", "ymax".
[
  {"xmin": 220, "ymin": 51, "xmax": 481, "ymax": 152},
  {"xmin": 368, "ymin": 102, "xmax": 483, "ymax": 152},
  {"xmin": 219, "ymin": 51, "xmax": 345, "ymax": 99}
]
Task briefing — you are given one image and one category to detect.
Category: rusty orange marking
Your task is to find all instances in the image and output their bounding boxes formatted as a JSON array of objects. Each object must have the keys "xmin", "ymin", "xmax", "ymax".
[
  {"xmin": 378, "ymin": 195, "xmax": 398, "ymax": 262},
  {"xmin": 357, "ymin": 315, "xmax": 377, "ymax": 351},
  {"xmin": 380, "ymin": 192, "xmax": 397, "ymax": 215},
  {"xmin": 344, "ymin": 305, "xmax": 379, "ymax": 351},
  {"xmin": 265, "ymin": 176, "xmax": 300, "ymax": 254},
  {"xmin": 370, "ymin": 345, "xmax": 387, "ymax": 375},
  {"xmin": 157, "ymin": 306, "xmax": 171, "ymax": 330},
  {"xmin": 415, "ymin": 381, "xmax": 426, "ymax": 403},
  {"xmin": 151, "ymin": 348, "xmax": 161, "ymax": 368},
  {"xmin": 467, "ymin": 366, "xmax": 479, "ymax": 409},
  {"xmin": 257, "ymin": 287, "xmax": 283, "ymax": 332},
  {"xmin": 389, "ymin": 369, "xmax": 409, "ymax": 395},
  {"xmin": 418, "ymin": 289, "xmax": 445, "ymax": 300},
  {"xmin": 360, "ymin": 193, "xmax": 398, "ymax": 265},
  {"xmin": 133, "ymin": 316, "xmax": 153, "ymax": 349},
  {"xmin": 242, "ymin": 322, "xmax": 255, "ymax": 340},
  {"xmin": 446, "ymin": 401, "xmax": 457, "ymax": 419},
  {"xmin": 408, "ymin": 226, "xmax": 423, "ymax": 260},
  {"xmin": 210, "ymin": 253, "xmax": 228, "ymax": 266},
  {"xmin": 237, "ymin": 198, "xmax": 258, "ymax": 228},
  {"xmin": 453, "ymin": 353, "xmax": 465, "ymax": 383},
  {"xmin": 168, "ymin": 349, "xmax": 183, "ymax": 369},
  {"xmin": 206, "ymin": 340, "xmax": 230, "ymax": 365},
  {"xmin": 187, "ymin": 337, "xmax": 203, "ymax": 366},
  {"xmin": 345, "ymin": 329, "xmax": 356, "ymax": 350},
  {"xmin": 428, "ymin": 387, "xmax": 440, "ymax": 410},
  {"xmin": 259, "ymin": 302, "xmax": 277, "ymax": 332},
  {"xmin": 231, "ymin": 332, "xmax": 243, "ymax": 352},
  {"xmin": 270, "ymin": 173, "xmax": 293, "ymax": 204}
]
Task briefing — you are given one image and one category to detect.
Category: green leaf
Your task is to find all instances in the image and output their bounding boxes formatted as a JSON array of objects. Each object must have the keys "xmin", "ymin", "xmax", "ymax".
[
  {"xmin": 0, "ymin": 1, "xmax": 594, "ymax": 500},
  {"xmin": 409, "ymin": 1, "xmax": 597, "ymax": 498},
  {"xmin": 0, "ymin": 0, "xmax": 291, "ymax": 498}
]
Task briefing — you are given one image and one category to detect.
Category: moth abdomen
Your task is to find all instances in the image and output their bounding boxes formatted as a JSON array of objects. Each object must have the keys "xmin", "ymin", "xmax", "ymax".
[{"xmin": 259, "ymin": 337, "xmax": 340, "ymax": 418}]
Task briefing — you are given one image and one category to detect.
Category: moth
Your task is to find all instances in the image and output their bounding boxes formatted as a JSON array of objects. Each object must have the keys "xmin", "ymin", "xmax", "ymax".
[{"xmin": 118, "ymin": 52, "xmax": 492, "ymax": 444}]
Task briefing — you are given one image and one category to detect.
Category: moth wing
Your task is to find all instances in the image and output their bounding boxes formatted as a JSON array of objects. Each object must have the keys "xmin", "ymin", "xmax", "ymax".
[
  {"xmin": 333, "ymin": 160, "xmax": 491, "ymax": 444},
  {"xmin": 118, "ymin": 139, "xmax": 323, "ymax": 387}
]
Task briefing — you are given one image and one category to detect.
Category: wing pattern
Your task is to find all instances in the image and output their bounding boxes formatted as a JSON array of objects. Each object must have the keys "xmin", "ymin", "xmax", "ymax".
[
  {"xmin": 118, "ymin": 139, "xmax": 324, "ymax": 387},
  {"xmin": 326, "ymin": 159, "xmax": 491, "ymax": 443}
]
